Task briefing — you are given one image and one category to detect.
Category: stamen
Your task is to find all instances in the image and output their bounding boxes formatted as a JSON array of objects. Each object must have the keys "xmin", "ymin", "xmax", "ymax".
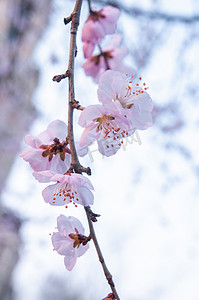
[{"xmin": 52, "ymin": 184, "xmax": 80, "ymax": 207}]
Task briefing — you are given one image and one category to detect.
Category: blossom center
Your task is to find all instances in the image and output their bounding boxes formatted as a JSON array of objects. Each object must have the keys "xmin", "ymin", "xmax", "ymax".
[
  {"xmin": 40, "ymin": 137, "xmax": 71, "ymax": 161},
  {"xmin": 117, "ymin": 75, "xmax": 149, "ymax": 108},
  {"xmin": 127, "ymin": 75, "xmax": 148, "ymax": 95},
  {"xmin": 69, "ymin": 228, "xmax": 91, "ymax": 248},
  {"xmin": 52, "ymin": 183, "xmax": 79, "ymax": 207},
  {"xmin": 94, "ymin": 114, "xmax": 129, "ymax": 149}
]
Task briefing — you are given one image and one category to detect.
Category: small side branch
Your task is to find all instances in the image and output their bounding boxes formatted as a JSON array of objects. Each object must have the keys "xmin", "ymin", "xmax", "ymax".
[
  {"xmin": 67, "ymin": 164, "xmax": 91, "ymax": 175},
  {"xmin": 52, "ymin": 70, "xmax": 70, "ymax": 82},
  {"xmin": 64, "ymin": 14, "xmax": 73, "ymax": 25},
  {"xmin": 85, "ymin": 206, "xmax": 100, "ymax": 222},
  {"xmin": 84, "ymin": 207, "xmax": 120, "ymax": 300},
  {"xmin": 71, "ymin": 99, "xmax": 85, "ymax": 111}
]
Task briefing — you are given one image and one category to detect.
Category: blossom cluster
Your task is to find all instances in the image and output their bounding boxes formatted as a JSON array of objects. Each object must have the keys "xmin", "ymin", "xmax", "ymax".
[
  {"xmin": 82, "ymin": 6, "xmax": 134, "ymax": 82},
  {"xmin": 79, "ymin": 70, "xmax": 153, "ymax": 157},
  {"xmin": 19, "ymin": 120, "xmax": 93, "ymax": 269},
  {"xmin": 19, "ymin": 3, "xmax": 154, "ymax": 273}
]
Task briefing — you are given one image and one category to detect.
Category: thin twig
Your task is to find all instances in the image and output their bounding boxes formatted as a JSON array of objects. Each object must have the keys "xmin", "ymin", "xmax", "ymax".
[
  {"xmin": 64, "ymin": 13, "xmax": 73, "ymax": 25},
  {"xmin": 85, "ymin": 205, "xmax": 100, "ymax": 222},
  {"xmin": 52, "ymin": 70, "xmax": 70, "ymax": 82},
  {"xmin": 85, "ymin": 206, "xmax": 120, "ymax": 300},
  {"xmin": 65, "ymin": 1, "xmax": 120, "ymax": 298},
  {"xmin": 66, "ymin": 0, "xmax": 90, "ymax": 175},
  {"xmin": 71, "ymin": 99, "xmax": 85, "ymax": 111}
]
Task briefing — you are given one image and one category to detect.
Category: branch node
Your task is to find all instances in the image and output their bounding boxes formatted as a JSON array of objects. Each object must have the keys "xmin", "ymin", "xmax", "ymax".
[
  {"xmin": 85, "ymin": 206, "xmax": 100, "ymax": 222},
  {"xmin": 67, "ymin": 164, "xmax": 91, "ymax": 175},
  {"xmin": 64, "ymin": 14, "xmax": 73, "ymax": 25},
  {"xmin": 52, "ymin": 70, "xmax": 70, "ymax": 82},
  {"xmin": 71, "ymin": 99, "xmax": 85, "ymax": 111}
]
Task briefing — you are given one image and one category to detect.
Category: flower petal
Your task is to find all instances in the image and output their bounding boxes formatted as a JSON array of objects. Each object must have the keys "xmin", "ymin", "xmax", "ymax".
[
  {"xmin": 64, "ymin": 252, "xmax": 77, "ymax": 271},
  {"xmin": 68, "ymin": 216, "xmax": 85, "ymax": 235},
  {"xmin": 42, "ymin": 183, "xmax": 69, "ymax": 205},
  {"xmin": 33, "ymin": 170, "xmax": 56, "ymax": 183},
  {"xmin": 52, "ymin": 232, "xmax": 72, "ymax": 255},
  {"xmin": 78, "ymin": 105, "xmax": 103, "ymax": 127},
  {"xmin": 24, "ymin": 135, "xmax": 42, "ymax": 148},
  {"xmin": 83, "ymin": 42, "xmax": 95, "ymax": 58},
  {"xmin": 57, "ymin": 214, "xmax": 74, "ymax": 233},
  {"xmin": 38, "ymin": 120, "xmax": 67, "ymax": 144},
  {"xmin": 77, "ymin": 244, "xmax": 89, "ymax": 257},
  {"xmin": 76, "ymin": 186, "xmax": 94, "ymax": 206}
]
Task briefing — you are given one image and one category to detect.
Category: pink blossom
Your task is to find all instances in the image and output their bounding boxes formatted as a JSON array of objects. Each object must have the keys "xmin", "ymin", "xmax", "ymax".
[
  {"xmin": 78, "ymin": 102, "xmax": 133, "ymax": 156},
  {"xmin": 83, "ymin": 41, "xmax": 96, "ymax": 59},
  {"xmin": 82, "ymin": 6, "xmax": 120, "ymax": 46},
  {"xmin": 33, "ymin": 170, "xmax": 94, "ymax": 207},
  {"xmin": 83, "ymin": 35, "xmax": 136, "ymax": 82},
  {"xmin": 52, "ymin": 214, "xmax": 89, "ymax": 271},
  {"xmin": 97, "ymin": 70, "xmax": 154, "ymax": 130},
  {"xmin": 19, "ymin": 120, "xmax": 71, "ymax": 173}
]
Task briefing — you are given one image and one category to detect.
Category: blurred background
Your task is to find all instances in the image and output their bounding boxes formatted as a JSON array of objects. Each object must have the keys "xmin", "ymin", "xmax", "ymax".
[{"xmin": 1, "ymin": 0, "xmax": 199, "ymax": 299}]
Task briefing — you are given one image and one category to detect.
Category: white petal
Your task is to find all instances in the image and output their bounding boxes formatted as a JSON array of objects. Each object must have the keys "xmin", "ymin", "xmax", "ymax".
[
  {"xmin": 64, "ymin": 253, "xmax": 77, "ymax": 271},
  {"xmin": 57, "ymin": 215, "xmax": 74, "ymax": 233},
  {"xmin": 79, "ymin": 124, "xmax": 98, "ymax": 148},
  {"xmin": 97, "ymin": 137, "xmax": 121, "ymax": 157},
  {"xmin": 38, "ymin": 120, "xmax": 67, "ymax": 143},
  {"xmin": 68, "ymin": 216, "xmax": 85, "ymax": 234},
  {"xmin": 102, "ymin": 34, "xmax": 122, "ymax": 52},
  {"xmin": 76, "ymin": 187, "xmax": 94, "ymax": 206},
  {"xmin": 52, "ymin": 232, "xmax": 72, "ymax": 255},
  {"xmin": 24, "ymin": 135, "xmax": 42, "ymax": 148},
  {"xmin": 78, "ymin": 105, "xmax": 103, "ymax": 127},
  {"xmin": 77, "ymin": 244, "xmax": 89, "ymax": 257},
  {"xmin": 33, "ymin": 170, "xmax": 56, "ymax": 183},
  {"xmin": 42, "ymin": 183, "xmax": 69, "ymax": 206}
]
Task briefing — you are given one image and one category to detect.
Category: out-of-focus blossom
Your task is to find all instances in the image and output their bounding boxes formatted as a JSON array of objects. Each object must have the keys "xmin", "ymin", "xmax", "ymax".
[
  {"xmin": 97, "ymin": 70, "xmax": 154, "ymax": 130},
  {"xmin": 52, "ymin": 214, "xmax": 89, "ymax": 271},
  {"xmin": 83, "ymin": 35, "xmax": 136, "ymax": 82},
  {"xmin": 33, "ymin": 170, "xmax": 94, "ymax": 207},
  {"xmin": 83, "ymin": 41, "xmax": 96, "ymax": 59},
  {"xmin": 19, "ymin": 120, "xmax": 71, "ymax": 173},
  {"xmin": 82, "ymin": 6, "xmax": 120, "ymax": 47},
  {"xmin": 78, "ymin": 102, "xmax": 134, "ymax": 156}
]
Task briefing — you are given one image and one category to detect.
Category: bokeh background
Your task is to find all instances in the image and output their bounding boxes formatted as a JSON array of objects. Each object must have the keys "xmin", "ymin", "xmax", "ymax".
[{"xmin": 1, "ymin": 0, "xmax": 199, "ymax": 299}]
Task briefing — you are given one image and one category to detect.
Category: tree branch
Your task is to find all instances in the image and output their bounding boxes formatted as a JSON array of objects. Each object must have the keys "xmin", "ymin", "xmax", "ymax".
[
  {"xmin": 65, "ymin": 2, "xmax": 120, "ymax": 298},
  {"xmin": 66, "ymin": 0, "xmax": 91, "ymax": 174},
  {"xmin": 85, "ymin": 206, "xmax": 120, "ymax": 300},
  {"xmin": 52, "ymin": 70, "xmax": 70, "ymax": 82}
]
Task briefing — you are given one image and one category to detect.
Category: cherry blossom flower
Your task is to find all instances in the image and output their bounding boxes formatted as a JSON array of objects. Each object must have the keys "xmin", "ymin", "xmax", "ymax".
[
  {"xmin": 83, "ymin": 41, "xmax": 96, "ymax": 59},
  {"xmin": 83, "ymin": 35, "xmax": 136, "ymax": 82},
  {"xmin": 19, "ymin": 120, "xmax": 71, "ymax": 173},
  {"xmin": 33, "ymin": 170, "xmax": 94, "ymax": 207},
  {"xmin": 97, "ymin": 70, "xmax": 154, "ymax": 130},
  {"xmin": 82, "ymin": 6, "xmax": 120, "ymax": 47},
  {"xmin": 78, "ymin": 102, "xmax": 134, "ymax": 156},
  {"xmin": 52, "ymin": 214, "xmax": 89, "ymax": 271}
]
